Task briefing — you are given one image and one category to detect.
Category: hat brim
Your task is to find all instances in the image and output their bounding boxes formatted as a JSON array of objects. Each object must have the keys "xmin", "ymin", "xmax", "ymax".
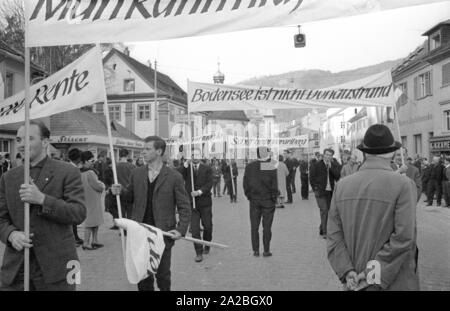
[{"xmin": 357, "ymin": 141, "xmax": 402, "ymax": 154}]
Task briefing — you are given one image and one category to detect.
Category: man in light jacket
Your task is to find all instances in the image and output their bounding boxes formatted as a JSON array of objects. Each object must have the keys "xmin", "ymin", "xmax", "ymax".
[{"xmin": 327, "ymin": 124, "xmax": 419, "ymax": 291}]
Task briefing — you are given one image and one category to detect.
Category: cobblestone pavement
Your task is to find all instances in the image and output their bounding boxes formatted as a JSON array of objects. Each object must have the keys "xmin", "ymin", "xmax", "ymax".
[{"xmin": 1, "ymin": 172, "xmax": 449, "ymax": 291}]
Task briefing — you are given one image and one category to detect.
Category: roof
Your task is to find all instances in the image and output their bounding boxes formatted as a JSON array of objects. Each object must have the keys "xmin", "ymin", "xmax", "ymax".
[
  {"xmin": 347, "ymin": 107, "xmax": 367, "ymax": 124},
  {"xmin": 206, "ymin": 111, "xmax": 249, "ymax": 122},
  {"xmin": 103, "ymin": 48, "xmax": 186, "ymax": 103},
  {"xmin": 392, "ymin": 41, "xmax": 429, "ymax": 76},
  {"xmin": 0, "ymin": 41, "xmax": 47, "ymax": 75},
  {"xmin": 50, "ymin": 109, "xmax": 142, "ymax": 141},
  {"xmin": 423, "ymin": 19, "xmax": 450, "ymax": 36}
]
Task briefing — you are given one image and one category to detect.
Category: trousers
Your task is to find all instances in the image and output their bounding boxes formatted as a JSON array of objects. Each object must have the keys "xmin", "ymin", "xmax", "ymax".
[
  {"xmin": 249, "ymin": 199, "xmax": 276, "ymax": 253},
  {"xmin": 315, "ymin": 190, "xmax": 332, "ymax": 235},
  {"xmin": 191, "ymin": 204, "xmax": 213, "ymax": 254}
]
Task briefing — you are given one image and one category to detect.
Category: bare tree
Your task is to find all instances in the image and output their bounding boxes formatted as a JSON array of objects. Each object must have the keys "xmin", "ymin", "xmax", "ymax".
[{"xmin": 0, "ymin": 0, "xmax": 125, "ymax": 75}]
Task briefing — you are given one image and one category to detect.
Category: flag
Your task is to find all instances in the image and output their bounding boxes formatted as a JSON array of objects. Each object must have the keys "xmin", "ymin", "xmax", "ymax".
[
  {"xmin": 114, "ymin": 218, "xmax": 166, "ymax": 284},
  {"xmin": 24, "ymin": 0, "xmax": 443, "ymax": 47},
  {"xmin": 0, "ymin": 46, "xmax": 104, "ymax": 125}
]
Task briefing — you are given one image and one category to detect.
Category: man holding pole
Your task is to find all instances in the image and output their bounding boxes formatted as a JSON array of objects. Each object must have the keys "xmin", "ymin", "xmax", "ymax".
[
  {"xmin": 0, "ymin": 120, "xmax": 86, "ymax": 291},
  {"xmin": 111, "ymin": 136, "xmax": 191, "ymax": 291},
  {"xmin": 179, "ymin": 147, "xmax": 213, "ymax": 263}
]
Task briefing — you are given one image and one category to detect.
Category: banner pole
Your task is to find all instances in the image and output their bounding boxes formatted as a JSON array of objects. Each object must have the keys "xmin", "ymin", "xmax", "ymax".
[
  {"xmin": 23, "ymin": 46, "xmax": 31, "ymax": 292},
  {"xmin": 187, "ymin": 81, "xmax": 196, "ymax": 210},
  {"xmin": 96, "ymin": 44, "xmax": 126, "ymax": 259},
  {"xmin": 154, "ymin": 60, "xmax": 158, "ymax": 136}
]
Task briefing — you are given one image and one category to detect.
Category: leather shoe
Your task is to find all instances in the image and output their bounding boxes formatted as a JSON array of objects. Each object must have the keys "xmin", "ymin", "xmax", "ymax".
[
  {"xmin": 253, "ymin": 251, "xmax": 260, "ymax": 257},
  {"xmin": 203, "ymin": 247, "xmax": 210, "ymax": 255},
  {"xmin": 195, "ymin": 254, "xmax": 203, "ymax": 262},
  {"xmin": 263, "ymin": 252, "xmax": 272, "ymax": 257}
]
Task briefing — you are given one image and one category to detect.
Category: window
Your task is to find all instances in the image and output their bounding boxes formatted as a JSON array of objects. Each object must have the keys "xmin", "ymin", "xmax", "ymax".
[
  {"xmin": 401, "ymin": 136, "xmax": 407, "ymax": 148},
  {"xmin": 444, "ymin": 110, "xmax": 450, "ymax": 131},
  {"xmin": 169, "ymin": 105, "xmax": 175, "ymax": 122},
  {"xmin": 430, "ymin": 32, "xmax": 441, "ymax": 50},
  {"xmin": 137, "ymin": 104, "xmax": 151, "ymax": 121},
  {"xmin": 109, "ymin": 105, "xmax": 121, "ymax": 121},
  {"xmin": 0, "ymin": 140, "xmax": 10, "ymax": 153},
  {"xmin": 414, "ymin": 134, "xmax": 422, "ymax": 155},
  {"xmin": 414, "ymin": 72, "xmax": 432, "ymax": 99},
  {"xmin": 4, "ymin": 72, "xmax": 14, "ymax": 98},
  {"xmin": 443, "ymin": 63, "xmax": 450, "ymax": 86},
  {"xmin": 123, "ymin": 79, "xmax": 135, "ymax": 92}
]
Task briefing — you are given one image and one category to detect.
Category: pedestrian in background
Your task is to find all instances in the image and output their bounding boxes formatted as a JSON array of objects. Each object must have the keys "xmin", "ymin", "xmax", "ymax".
[
  {"xmin": 340, "ymin": 155, "xmax": 358, "ymax": 179},
  {"xmin": 116, "ymin": 149, "xmax": 135, "ymax": 219},
  {"xmin": 299, "ymin": 154, "xmax": 309, "ymax": 200},
  {"xmin": 426, "ymin": 156, "xmax": 444, "ymax": 207},
  {"xmin": 276, "ymin": 155, "xmax": 289, "ymax": 208},
  {"xmin": 67, "ymin": 148, "xmax": 84, "ymax": 246},
  {"xmin": 442, "ymin": 157, "xmax": 450, "ymax": 208},
  {"xmin": 80, "ymin": 151, "xmax": 105, "ymax": 250},
  {"xmin": 211, "ymin": 159, "xmax": 222, "ymax": 197},
  {"xmin": 310, "ymin": 148, "xmax": 341, "ymax": 239},
  {"xmin": 243, "ymin": 146, "xmax": 278, "ymax": 257}
]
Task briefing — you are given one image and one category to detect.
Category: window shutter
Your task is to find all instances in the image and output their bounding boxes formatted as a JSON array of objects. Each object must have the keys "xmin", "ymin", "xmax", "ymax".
[
  {"xmin": 426, "ymin": 71, "xmax": 432, "ymax": 96},
  {"xmin": 414, "ymin": 77, "xmax": 418, "ymax": 99},
  {"xmin": 443, "ymin": 63, "xmax": 450, "ymax": 86}
]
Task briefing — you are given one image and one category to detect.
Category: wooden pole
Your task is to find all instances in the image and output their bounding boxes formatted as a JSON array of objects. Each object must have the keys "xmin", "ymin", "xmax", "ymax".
[
  {"xmin": 23, "ymin": 46, "xmax": 31, "ymax": 292},
  {"xmin": 96, "ymin": 44, "xmax": 126, "ymax": 259},
  {"xmin": 187, "ymin": 109, "xmax": 196, "ymax": 210},
  {"xmin": 154, "ymin": 60, "xmax": 158, "ymax": 136},
  {"xmin": 139, "ymin": 223, "xmax": 228, "ymax": 249}
]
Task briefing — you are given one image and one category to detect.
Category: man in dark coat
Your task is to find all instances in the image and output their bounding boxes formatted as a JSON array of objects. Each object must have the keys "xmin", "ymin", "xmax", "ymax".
[
  {"xmin": 299, "ymin": 155, "xmax": 309, "ymax": 200},
  {"xmin": 111, "ymin": 136, "xmax": 191, "ymax": 291},
  {"xmin": 0, "ymin": 120, "xmax": 86, "ymax": 291},
  {"xmin": 243, "ymin": 146, "xmax": 278, "ymax": 257},
  {"xmin": 179, "ymin": 148, "xmax": 213, "ymax": 263},
  {"xmin": 309, "ymin": 148, "xmax": 340, "ymax": 238},
  {"xmin": 426, "ymin": 156, "xmax": 444, "ymax": 206}
]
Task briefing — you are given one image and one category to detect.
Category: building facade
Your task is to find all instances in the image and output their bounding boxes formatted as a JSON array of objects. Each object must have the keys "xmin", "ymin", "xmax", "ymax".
[
  {"xmin": 392, "ymin": 19, "xmax": 450, "ymax": 159},
  {"xmin": 100, "ymin": 49, "xmax": 188, "ymax": 140}
]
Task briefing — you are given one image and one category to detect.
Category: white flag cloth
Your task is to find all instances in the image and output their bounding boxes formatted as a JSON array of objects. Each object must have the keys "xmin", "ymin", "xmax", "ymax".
[
  {"xmin": 0, "ymin": 46, "xmax": 104, "ymax": 125},
  {"xmin": 114, "ymin": 218, "xmax": 166, "ymax": 284},
  {"xmin": 188, "ymin": 70, "xmax": 396, "ymax": 112},
  {"xmin": 24, "ymin": 0, "xmax": 442, "ymax": 47}
]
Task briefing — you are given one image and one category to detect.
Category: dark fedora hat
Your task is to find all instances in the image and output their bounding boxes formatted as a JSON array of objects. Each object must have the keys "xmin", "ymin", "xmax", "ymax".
[{"xmin": 357, "ymin": 124, "xmax": 401, "ymax": 154}]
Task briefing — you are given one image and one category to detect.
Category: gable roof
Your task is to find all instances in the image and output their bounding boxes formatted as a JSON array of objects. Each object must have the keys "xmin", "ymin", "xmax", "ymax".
[
  {"xmin": 392, "ymin": 41, "xmax": 429, "ymax": 76},
  {"xmin": 0, "ymin": 41, "xmax": 47, "ymax": 75},
  {"xmin": 206, "ymin": 111, "xmax": 249, "ymax": 122},
  {"xmin": 423, "ymin": 19, "xmax": 450, "ymax": 36},
  {"xmin": 50, "ymin": 109, "xmax": 142, "ymax": 141},
  {"xmin": 103, "ymin": 48, "xmax": 186, "ymax": 103}
]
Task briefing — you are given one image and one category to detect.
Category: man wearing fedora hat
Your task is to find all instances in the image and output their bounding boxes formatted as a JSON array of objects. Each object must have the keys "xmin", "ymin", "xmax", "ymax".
[{"xmin": 327, "ymin": 124, "xmax": 419, "ymax": 291}]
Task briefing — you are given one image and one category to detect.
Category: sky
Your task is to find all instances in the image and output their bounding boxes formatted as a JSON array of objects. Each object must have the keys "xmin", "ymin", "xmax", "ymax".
[{"xmin": 124, "ymin": 1, "xmax": 450, "ymax": 91}]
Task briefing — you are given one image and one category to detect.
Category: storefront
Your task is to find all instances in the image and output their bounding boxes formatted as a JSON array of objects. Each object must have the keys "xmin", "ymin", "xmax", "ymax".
[
  {"xmin": 50, "ymin": 109, "xmax": 144, "ymax": 161},
  {"xmin": 49, "ymin": 135, "xmax": 144, "ymax": 160},
  {"xmin": 429, "ymin": 136, "xmax": 450, "ymax": 157}
]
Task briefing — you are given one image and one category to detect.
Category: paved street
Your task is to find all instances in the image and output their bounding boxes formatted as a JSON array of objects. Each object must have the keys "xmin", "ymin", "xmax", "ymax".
[{"xmin": 1, "ymin": 171, "xmax": 449, "ymax": 291}]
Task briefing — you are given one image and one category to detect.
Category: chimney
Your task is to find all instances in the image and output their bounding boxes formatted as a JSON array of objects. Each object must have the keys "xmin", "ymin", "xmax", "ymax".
[
  {"xmin": 124, "ymin": 47, "xmax": 130, "ymax": 56},
  {"xmin": 147, "ymin": 60, "xmax": 152, "ymax": 68}
]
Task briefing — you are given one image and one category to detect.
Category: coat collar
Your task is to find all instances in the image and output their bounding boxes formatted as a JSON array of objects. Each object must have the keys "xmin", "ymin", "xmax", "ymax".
[{"xmin": 360, "ymin": 156, "xmax": 394, "ymax": 171}]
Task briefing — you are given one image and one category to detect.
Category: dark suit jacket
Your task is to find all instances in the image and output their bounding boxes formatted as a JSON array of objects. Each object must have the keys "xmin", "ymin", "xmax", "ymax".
[
  {"xmin": 309, "ymin": 159, "xmax": 340, "ymax": 196},
  {"xmin": 121, "ymin": 165, "xmax": 191, "ymax": 237},
  {"xmin": 0, "ymin": 158, "xmax": 86, "ymax": 286},
  {"xmin": 178, "ymin": 163, "xmax": 213, "ymax": 208},
  {"xmin": 243, "ymin": 160, "xmax": 278, "ymax": 202}
]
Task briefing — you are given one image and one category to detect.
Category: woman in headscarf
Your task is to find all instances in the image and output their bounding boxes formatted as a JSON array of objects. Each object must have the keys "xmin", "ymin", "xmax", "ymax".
[{"xmin": 80, "ymin": 151, "xmax": 106, "ymax": 250}]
